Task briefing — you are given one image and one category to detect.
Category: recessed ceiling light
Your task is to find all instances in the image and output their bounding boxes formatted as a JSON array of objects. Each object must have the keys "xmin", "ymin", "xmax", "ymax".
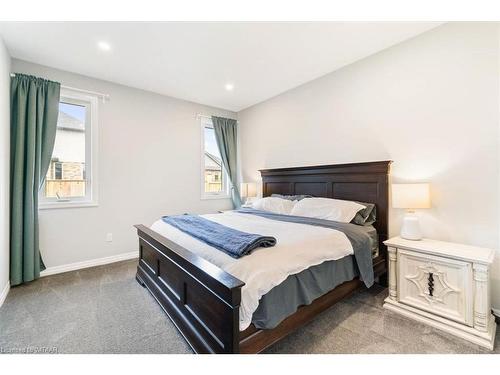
[
  {"xmin": 224, "ymin": 83, "xmax": 234, "ymax": 91},
  {"xmin": 97, "ymin": 41, "xmax": 111, "ymax": 51}
]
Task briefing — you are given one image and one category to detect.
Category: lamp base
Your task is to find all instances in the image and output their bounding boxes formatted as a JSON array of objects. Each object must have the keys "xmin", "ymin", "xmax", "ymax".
[
  {"xmin": 242, "ymin": 197, "xmax": 256, "ymax": 208},
  {"xmin": 400, "ymin": 212, "xmax": 423, "ymax": 241}
]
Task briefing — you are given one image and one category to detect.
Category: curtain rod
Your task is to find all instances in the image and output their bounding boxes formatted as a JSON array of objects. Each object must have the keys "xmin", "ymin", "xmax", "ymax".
[
  {"xmin": 10, "ymin": 73, "xmax": 110, "ymax": 103},
  {"xmin": 196, "ymin": 114, "xmax": 238, "ymax": 122}
]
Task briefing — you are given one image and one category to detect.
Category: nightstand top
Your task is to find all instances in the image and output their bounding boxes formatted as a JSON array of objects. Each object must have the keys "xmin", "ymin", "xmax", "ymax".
[{"xmin": 384, "ymin": 236, "xmax": 495, "ymax": 265}]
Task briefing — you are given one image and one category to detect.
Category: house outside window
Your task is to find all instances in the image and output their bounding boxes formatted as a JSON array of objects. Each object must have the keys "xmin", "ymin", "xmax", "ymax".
[
  {"xmin": 39, "ymin": 88, "xmax": 98, "ymax": 208},
  {"xmin": 200, "ymin": 117, "xmax": 229, "ymax": 199}
]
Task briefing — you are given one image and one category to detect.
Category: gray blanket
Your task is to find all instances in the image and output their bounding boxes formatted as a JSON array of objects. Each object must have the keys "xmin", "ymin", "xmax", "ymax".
[
  {"xmin": 235, "ymin": 208, "xmax": 375, "ymax": 287},
  {"xmin": 253, "ymin": 256, "xmax": 358, "ymax": 329}
]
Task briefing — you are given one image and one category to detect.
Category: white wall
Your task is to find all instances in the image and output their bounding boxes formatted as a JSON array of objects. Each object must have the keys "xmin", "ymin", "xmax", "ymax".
[
  {"xmin": 238, "ymin": 23, "xmax": 500, "ymax": 309},
  {"xmin": 0, "ymin": 37, "xmax": 10, "ymax": 302},
  {"xmin": 12, "ymin": 59, "xmax": 235, "ymax": 270}
]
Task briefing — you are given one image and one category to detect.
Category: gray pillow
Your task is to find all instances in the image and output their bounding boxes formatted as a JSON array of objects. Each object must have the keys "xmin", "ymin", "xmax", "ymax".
[
  {"xmin": 351, "ymin": 201, "xmax": 377, "ymax": 226},
  {"xmin": 271, "ymin": 194, "xmax": 312, "ymax": 201}
]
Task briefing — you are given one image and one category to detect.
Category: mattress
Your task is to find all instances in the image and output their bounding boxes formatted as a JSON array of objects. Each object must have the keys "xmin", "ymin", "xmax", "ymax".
[{"xmin": 150, "ymin": 211, "xmax": 375, "ymax": 330}]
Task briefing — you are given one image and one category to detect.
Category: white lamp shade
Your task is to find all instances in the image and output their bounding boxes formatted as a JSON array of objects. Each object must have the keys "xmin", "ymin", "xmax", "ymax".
[
  {"xmin": 392, "ymin": 183, "xmax": 431, "ymax": 209},
  {"xmin": 240, "ymin": 182, "xmax": 257, "ymax": 198}
]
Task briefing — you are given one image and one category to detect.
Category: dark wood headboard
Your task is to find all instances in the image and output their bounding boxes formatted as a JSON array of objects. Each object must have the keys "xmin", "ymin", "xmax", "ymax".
[{"xmin": 259, "ymin": 161, "xmax": 392, "ymax": 255}]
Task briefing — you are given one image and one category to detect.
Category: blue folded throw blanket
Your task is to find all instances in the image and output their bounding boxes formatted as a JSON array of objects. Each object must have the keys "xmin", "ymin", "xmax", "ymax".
[{"xmin": 162, "ymin": 214, "xmax": 277, "ymax": 258}]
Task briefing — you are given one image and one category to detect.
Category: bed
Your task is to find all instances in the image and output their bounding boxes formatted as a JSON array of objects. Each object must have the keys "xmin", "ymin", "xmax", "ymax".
[{"xmin": 135, "ymin": 161, "xmax": 391, "ymax": 353}]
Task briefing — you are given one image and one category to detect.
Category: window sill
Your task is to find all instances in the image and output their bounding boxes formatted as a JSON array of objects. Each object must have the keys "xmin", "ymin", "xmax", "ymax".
[
  {"xmin": 39, "ymin": 201, "xmax": 98, "ymax": 210},
  {"xmin": 200, "ymin": 194, "xmax": 231, "ymax": 201}
]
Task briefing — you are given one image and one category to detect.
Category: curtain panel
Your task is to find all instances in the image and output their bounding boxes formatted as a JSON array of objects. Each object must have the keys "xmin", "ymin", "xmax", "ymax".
[
  {"xmin": 211, "ymin": 116, "xmax": 242, "ymax": 208},
  {"xmin": 10, "ymin": 74, "xmax": 60, "ymax": 285}
]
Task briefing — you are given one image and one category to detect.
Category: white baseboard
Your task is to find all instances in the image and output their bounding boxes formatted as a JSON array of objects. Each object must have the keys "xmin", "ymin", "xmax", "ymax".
[
  {"xmin": 0, "ymin": 281, "xmax": 10, "ymax": 308},
  {"xmin": 40, "ymin": 251, "xmax": 139, "ymax": 277}
]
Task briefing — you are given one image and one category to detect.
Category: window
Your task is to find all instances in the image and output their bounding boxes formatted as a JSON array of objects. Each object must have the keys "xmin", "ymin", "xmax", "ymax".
[
  {"xmin": 39, "ymin": 89, "xmax": 98, "ymax": 209},
  {"xmin": 201, "ymin": 117, "xmax": 229, "ymax": 199},
  {"xmin": 54, "ymin": 162, "xmax": 62, "ymax": 180}
]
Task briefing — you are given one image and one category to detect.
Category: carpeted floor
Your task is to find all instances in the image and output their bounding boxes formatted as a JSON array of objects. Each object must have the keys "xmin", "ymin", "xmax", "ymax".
[{"xmin": 0, "ymin": 259, "xmax": 498, "ymax": 354}]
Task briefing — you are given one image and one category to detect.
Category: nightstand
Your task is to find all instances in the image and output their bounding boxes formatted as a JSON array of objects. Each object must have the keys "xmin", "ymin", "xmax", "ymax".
[{"xmin": 383, "ymin": 236, "xmax": 496, "ymax": 350}]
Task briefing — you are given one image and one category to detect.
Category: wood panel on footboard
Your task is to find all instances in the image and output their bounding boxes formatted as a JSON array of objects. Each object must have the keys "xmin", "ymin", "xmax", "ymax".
[
  {"xmin": 135, "ymin": 160, "xmax": 392, "ymax": 353},
  {"xmin": 135, "ymin": 224, "xmax": 244, "ymax": 353}
]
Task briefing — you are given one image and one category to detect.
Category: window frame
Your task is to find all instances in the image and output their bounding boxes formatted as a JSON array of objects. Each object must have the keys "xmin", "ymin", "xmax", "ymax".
[
  {"xmin": 39, "ymin": 88, "xmax": 99, "ymax": 209},
  {"xmin": 200, "ymin": 117, "xmax": 230, "ymax": 200}
]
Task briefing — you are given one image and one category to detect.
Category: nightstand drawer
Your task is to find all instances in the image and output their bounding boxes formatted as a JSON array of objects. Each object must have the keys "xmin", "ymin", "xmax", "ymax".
[{"xmin": 397, "ymin": 249, "xmax": 473, "ymax": 326}]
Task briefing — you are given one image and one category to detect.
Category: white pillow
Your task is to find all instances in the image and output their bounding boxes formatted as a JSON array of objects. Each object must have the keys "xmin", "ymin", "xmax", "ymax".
[
  {"xmin": 252, "ymin": 197, "xmax": 296, "ymax": 215},
  {"xmin": 290, "ymin": 197, "xmax": 365, "ymax": 223}
]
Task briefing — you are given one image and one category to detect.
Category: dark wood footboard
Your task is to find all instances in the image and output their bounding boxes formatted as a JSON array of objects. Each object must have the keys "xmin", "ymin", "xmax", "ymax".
[{"xmin": 135, "ymin": 224, "xmax": 245, "ymax": 353}]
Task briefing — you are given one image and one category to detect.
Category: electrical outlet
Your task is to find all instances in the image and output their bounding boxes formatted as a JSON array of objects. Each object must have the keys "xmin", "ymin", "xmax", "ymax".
[{"xmin": 106, "ymin": 233, "xmax": 113, "ymax": 242}]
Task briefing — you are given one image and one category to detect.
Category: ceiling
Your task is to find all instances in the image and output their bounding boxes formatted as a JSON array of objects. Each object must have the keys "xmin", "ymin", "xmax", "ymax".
[{"xmin": 0, "ymin": 22, "xmax": 440, "ymax": 111}]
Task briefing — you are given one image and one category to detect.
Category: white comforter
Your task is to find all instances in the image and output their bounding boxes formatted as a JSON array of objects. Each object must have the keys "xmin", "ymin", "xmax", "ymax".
[{"xmin": 150, "ymin": 211, "xmax": 353, "ymax": 330}]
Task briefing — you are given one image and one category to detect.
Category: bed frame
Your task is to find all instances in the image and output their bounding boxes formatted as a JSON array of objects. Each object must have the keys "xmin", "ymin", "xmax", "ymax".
[{"xmin": 135, "ymin": 160, "xmax": 391, "ymax": 353}]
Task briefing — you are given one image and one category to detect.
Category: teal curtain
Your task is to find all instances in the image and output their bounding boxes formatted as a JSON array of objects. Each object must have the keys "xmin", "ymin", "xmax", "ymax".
[
  {"xmin": 211, "ymin": 116, "xmax": 241, "ymax": 208},
  {"xmin": 10, "ymin": 74, "xmax": 60, "ymax": 286}
]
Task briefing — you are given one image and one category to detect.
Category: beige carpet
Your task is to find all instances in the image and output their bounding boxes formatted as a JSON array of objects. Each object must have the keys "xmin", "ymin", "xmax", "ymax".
[{"xmin": 0, "ymin": 259, "xmax": 498, "ymax": 354}]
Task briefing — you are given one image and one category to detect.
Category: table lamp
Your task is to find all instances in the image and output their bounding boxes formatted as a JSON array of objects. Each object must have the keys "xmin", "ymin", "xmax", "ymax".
[
  {"xmin": 240, "ymin": 182, "xmax": 257, "ymax": 206},
  {"xmin": 392, "ymin": 183, "xmax": 431, "ymax": 240}
]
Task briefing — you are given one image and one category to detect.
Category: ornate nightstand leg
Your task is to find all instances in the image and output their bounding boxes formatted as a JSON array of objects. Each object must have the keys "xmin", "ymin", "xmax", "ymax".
[
  {"xmin": 388, "ymin": 247, "xmax": 397, "ymax": 300},
  {"xmin": 473, "ymin": 263, "xmax": 490, "ymax": 332}
]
